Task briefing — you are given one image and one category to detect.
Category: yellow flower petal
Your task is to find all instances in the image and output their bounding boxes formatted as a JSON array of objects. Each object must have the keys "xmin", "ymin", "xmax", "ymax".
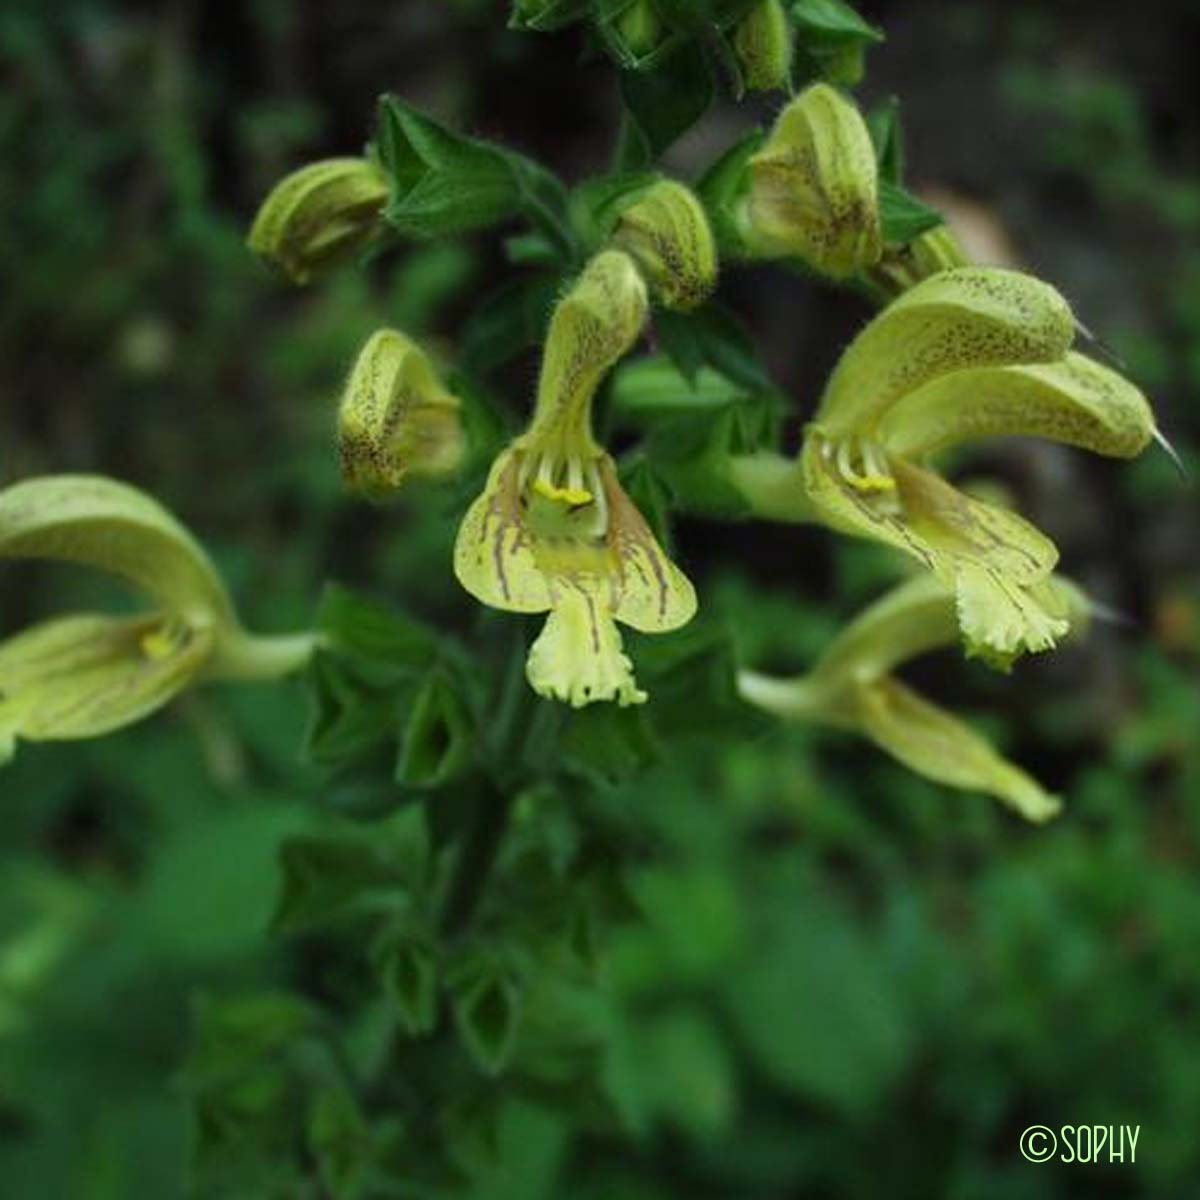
[
  {"xmin": 816, "ymin": 267, "xmax": 1076, "ymax": 438},
  {"xmin": 599, "ymin": 457, "xmax": 697, "ymax": 633},
  {"xmin": 0, "ymin": 613, "xmax": 213, "ymax": 755},
  {"xmin": 0, "ymin": 476, "xmax": 234, "ymax": 626},
  {"xmin": 802, "ymin": 439, "xmax": 1066, "ymax": 662},
  {"xmin": 525, "ymin": 588, "xmax": 646, "ymax": 708},
  {"xmin": 453, "ymin": 449, "xmax": 554, "ymax": 614},
  {"xmin": 878, "ymin": 351, "xmax": 1156, "ymax": 461},
  {"xmin": 853, "ymin": 676, "xmax": 1061, "ymax": 823}
]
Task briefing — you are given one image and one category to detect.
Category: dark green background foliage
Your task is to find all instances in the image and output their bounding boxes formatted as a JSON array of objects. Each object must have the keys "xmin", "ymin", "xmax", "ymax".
[{"xmin": 3, "ymin": 1, "xmax": 1200, "ymax": 1196}]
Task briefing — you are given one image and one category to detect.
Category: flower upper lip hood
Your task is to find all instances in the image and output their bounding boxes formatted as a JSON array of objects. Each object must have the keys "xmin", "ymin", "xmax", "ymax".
[
  {"xmin": 453, "ymin": 249, "xmax": 697, "ymax": 708},
  {"xmin": 0, "ymin": 475, "xmax": 316, "ymax": 762},
  {"xmin": 798, "ymin": 266, "xmax": 1157, "ymax": 667}
]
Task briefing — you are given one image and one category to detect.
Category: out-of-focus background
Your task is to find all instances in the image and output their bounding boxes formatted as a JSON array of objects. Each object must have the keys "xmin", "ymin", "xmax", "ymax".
[{"xmin": 2, "ymin": 1, "xmax": 1199, "ymax": 1196}]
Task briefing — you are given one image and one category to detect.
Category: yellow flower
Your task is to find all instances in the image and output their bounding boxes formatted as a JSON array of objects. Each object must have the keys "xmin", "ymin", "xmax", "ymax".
[
  {"xmin": 798, "ymin": 266, "xmax": 1155, "ymax": 666},
  {"xmin": 740, "ymin": 82, "xmax": 882, "ymax": 277},
  {"xmin": 739, "ymin": 572, "xmax": 1092, "ymax": 822},
  {"xmin": 337, "ymin": 328, "xmax": 465, "ymax": 499},
  {"xmin": 453, "ymin": 250, "xmax": 696, "ymax": 707},
  {"xmin": 0, "ymin": 476, "xmax": 316, "ymax": 763}
]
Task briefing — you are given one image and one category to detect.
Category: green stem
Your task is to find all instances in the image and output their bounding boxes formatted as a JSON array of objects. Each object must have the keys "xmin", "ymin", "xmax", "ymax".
[{"xmin": 439, "ymin": 779, "xmax": 514, "ymax": 938}]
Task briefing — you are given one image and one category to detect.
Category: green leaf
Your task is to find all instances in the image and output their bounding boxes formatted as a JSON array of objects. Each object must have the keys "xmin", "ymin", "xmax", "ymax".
[
  {"xmin": 790, "ymin": 0, "xmax": 882, "ymax": 84},
  {"xmin": 722, "ymin": 869, "xmax": 911, "ymax": 1114},
  {"xmin": 654, "ymin": 301, "xmax": 774, "ymax": 392},
  {"xmin": 460, "ymin": 272, "xmax": 563, "ymax": 375},
  {"xmin": 634, "ymin": 621, "xmax": 765, "ymax": 741},
  {"xmin": 878, "ymin": 178, "xmax": 944, "ymax": 245},
  {"xmin": 508, "ymin": 0, "xmax": 592, "ymax": 32},
  {"xmin": 375, "ymin": 97, "xmax": 575, "ymax": 256},
  {"xmin": 867, "ymin": 95, "xmax": 904, "ymax": 185},
  {"xmin": 452, "ymin": 968, "xmax": 523, "ymax": 1076},
  {"xmin": 568, "ymin": 171, "xmax": 659, "ymax": 251},
  {"xmin": 696, "ymin": 128, "xmax": 763, "ymax": 254},
  {"xmin": 395, "ymin": 669, "xmax": 474, "ymax": 789},
  {"xmin": 316, "ymin": 583, "xmax": 439, "ymax": 679},
  {"xmin": 307, "ymin": 1086, "xmax": 371, "ymax": 1200},
  {"xmin": 303, "ymin": 651, "xmax": 401, "ymax": 767},
  {"xmin": 790, "ymin": 0, "xmax": 883, "ymax": 46},
  {"xmin": 271, "ymin": 834, "xmax": 406, "ymax": 933},
  {"xmin": 558, "ymin": 703, "xmax": 659, "ymax": 787},
  {"xmin": 180, "ymin": 992, "xmax": 317, "ymax": 1088},
  {"xmin": 616, "ymin": 41, "xmax": 715, "ymax": 169},
  {"xmin": 373, "ymin": 929, "xmax": 439, "ymax": 1036},
  {"xmin": 619, "ymin": 457, "xmax": 674, "ymax": 549}
]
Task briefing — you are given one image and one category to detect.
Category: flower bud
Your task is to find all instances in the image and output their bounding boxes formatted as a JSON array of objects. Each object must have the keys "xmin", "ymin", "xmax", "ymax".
[
  {"xmin": 741, "ymin": 83, "xmax": 882, "ymax": 277},
  {"xmin": 247, "ymin": 158, "xmax": 389, "ymax": 285},
  {"xmin": 610, "ymin": 179, "xmax": 717, "ymax": 311},
  {"xmin": 733, "ymin": 0, "xmax": 793, "ymax": 92},
  {"xmin": 337, "ymin": 330, "xmax": 465, "ymax": 499},
  {"xmin": 867, "ymin": 222, "xmax": 971, "ymax": 297}
]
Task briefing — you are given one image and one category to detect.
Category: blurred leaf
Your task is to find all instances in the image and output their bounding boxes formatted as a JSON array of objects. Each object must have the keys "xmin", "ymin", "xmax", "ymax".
[
  {"xmin": 635, "ymin": 621, "xmax": 765, "ymax": 741},
  {"xmin": 866, "ymin": 96, "xmax": 904, "ymax": 185},
  {"xmin": 558, "ymin": 704, "xmax": 659, "ymax": 787},
  {"xmin": 271, "ymin": 833, "xmax": 407, "ymax": 933},
  {"xmin": 509, "ymin": 0, "xmax": 593, "ymax": 32},
  {"xmin": 878, "ymin": 178, "xmax": 944, "ymax": 245},
  {"xmin": 790, "ymin": 0, "xmax": 882, "ymax": 44},
  {"xmin": 453, "ymin": 968, "xmax": 523, "ymax": 1075},
  {"xmin": 396, "ymin": 669, "xmax": 475, "ymax": 789},
  {"xmin": 307, "ymin": 1085, "xmax": 371, "ymax": 1200},
  {"xmin": 654, "ymin": 301, "xmax": 773, "ymax": 392},
  {"xmin": 316, "ymin": 584, "xmax": 440, "ymax": 679},
  {"xmin": 303, "ymin": 651, "xmax": 401, "ymax": 767},
  {"xmin": 723, "ymin": 874, "xmax": 911, "ymax": 1114},
  {"xmin": 181, "ymin": 992, "xmax": 317, "ymax": 1088},
  {"xmin": 373, "ymin": 929, "xmax": 439, "ymax": 1036},
  {"xmin": 617, "ymin": 41, "xmax": 714, "ymax": 169},
  {"xmin": 460, "ymin": 272, "xmax": 562, "ymax": 375}
]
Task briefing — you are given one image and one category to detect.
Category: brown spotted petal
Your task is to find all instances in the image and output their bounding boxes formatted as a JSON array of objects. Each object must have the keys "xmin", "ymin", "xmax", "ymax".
[
  {"xmin": 453, "ymin": 448, "xmax": 555, "ymax": 614},
  {"xmin": 802, "ymin": 437, "xmax": 1067, "ymax": 664},
  {"xmin": 599, "ymin": 457, "xmax": 697, "ymax": 634}
]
